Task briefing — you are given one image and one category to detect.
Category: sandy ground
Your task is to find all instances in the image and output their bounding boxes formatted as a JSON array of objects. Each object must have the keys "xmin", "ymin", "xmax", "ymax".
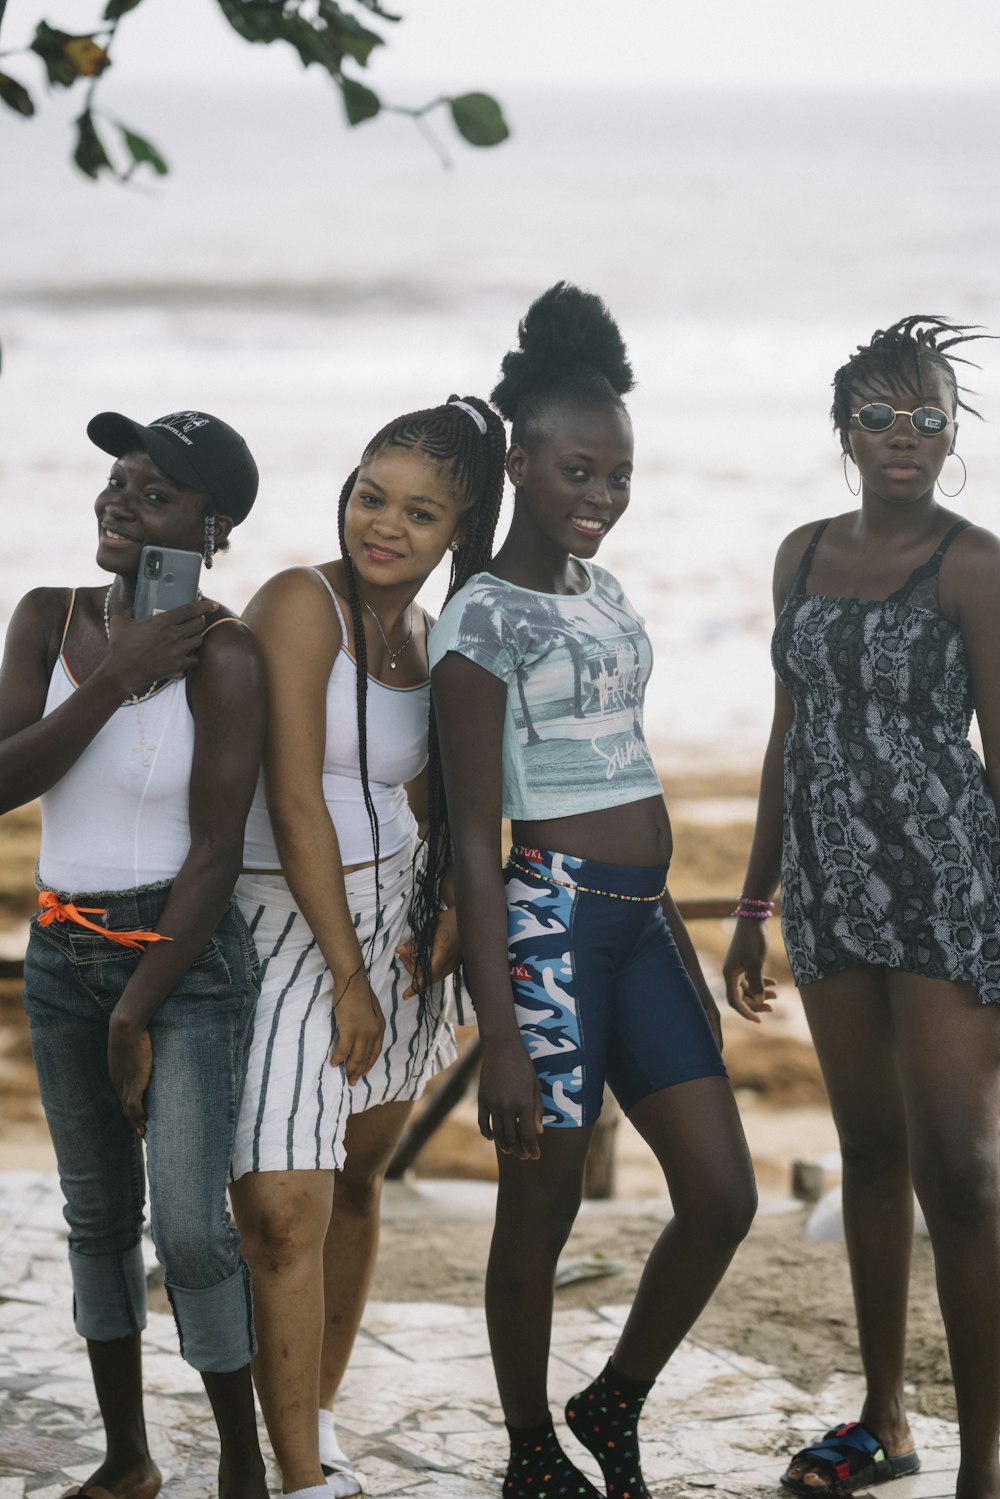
[{"xmin": 0, "ymin": 781, "xmax": 956, "ymax": 1426}]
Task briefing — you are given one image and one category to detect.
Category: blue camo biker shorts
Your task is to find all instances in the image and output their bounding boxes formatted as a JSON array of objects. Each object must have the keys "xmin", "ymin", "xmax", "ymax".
[{"xmin": 505, "ymin": 846, "xmax": 727, "ymax": 1128}]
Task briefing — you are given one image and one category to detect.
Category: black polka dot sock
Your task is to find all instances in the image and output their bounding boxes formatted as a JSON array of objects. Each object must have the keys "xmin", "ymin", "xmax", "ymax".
[
  {"xmin": 565, "ymin": 1358, "xmax": 655, "ymax": 1499},
  {"xmin": 503, "ymin": 1414, "xmax": 603, "ymax": 1498}
]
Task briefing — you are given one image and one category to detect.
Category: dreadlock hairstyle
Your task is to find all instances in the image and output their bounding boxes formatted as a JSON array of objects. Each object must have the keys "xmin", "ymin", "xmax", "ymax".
[
  {"xmin": 491, "ymin": 280, "xmax": 636, "ymax": 440},
  {"xmin": 337, "ymin": 395, "xmax": 506, "ymax": 1000},
  {"xmin": 831, "ymin": 315, "xmax": 990, "ymax": 455}
]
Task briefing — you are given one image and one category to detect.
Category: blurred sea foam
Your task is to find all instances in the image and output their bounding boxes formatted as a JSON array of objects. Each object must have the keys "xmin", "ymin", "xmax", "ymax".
[{"xmin": 3, "ymin": 82, "xmax": 999, "ymax": 768}]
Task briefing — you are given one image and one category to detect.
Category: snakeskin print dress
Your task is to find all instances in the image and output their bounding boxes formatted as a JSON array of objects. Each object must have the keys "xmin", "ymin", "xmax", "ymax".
[{"xmin": 772, "ymin": 518, "xmax": 1000, "ymax": 1002}]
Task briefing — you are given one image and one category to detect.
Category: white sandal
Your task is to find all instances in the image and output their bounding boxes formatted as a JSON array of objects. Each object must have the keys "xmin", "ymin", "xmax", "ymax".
[{"xmin": 319, "ymin": 1413, "xmax": 364, "ymax": 1497}]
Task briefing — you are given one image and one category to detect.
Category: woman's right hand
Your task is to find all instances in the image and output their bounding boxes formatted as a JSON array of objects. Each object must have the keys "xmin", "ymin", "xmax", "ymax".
[
  {"xmin": 101, "ymin": 599, "xmax": 217, "ymax": 698},
  {"xmin": 478, "ymin": 1035, "xmax": 544, "ymax": 1160},
  {"xmin": 723, "ymin": 920, "xmax": 777, "ymax": 1023},
  {"xmin": 329, "ymin": 966, "xmax": 386, "ymax": 1085}
]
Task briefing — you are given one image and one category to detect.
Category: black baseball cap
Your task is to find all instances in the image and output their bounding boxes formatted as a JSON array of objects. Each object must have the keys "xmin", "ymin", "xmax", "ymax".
[{"xmin": 87, "ymin": 409, "xmax": 259, "ymax": 525}]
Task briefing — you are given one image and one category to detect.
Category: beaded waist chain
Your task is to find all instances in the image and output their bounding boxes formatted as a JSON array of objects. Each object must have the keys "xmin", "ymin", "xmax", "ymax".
[{"xmin": 507, "ymin": 846, "xmax": 667, "ymax": 904}]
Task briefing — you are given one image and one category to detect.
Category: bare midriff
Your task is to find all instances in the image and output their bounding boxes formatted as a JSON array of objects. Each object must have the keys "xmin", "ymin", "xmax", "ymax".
[{"xmin": 512, "ymin": 792, "xmax": 670, "ymax": 868}]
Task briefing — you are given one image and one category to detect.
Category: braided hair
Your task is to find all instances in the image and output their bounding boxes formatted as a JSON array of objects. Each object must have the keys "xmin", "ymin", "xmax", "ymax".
[
  {"xmin": 337, "ymin": 395, "xmax": 506, "ymax": 999},
  {"xmin": 831, "ymin": 315, "xmax": 989, "ymax": 454},
  {"xmin": 491, "ymin": 281, "xmax": 635, "ymax": 440}
]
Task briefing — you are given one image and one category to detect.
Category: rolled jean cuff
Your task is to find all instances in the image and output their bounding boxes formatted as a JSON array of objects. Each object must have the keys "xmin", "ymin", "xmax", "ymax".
[
  {"xmin": 69, "ymin": 1241, "xmax": 147, "ymax": 1342},
  {"xmin": 166, "ymin": 1260, "xmax": 256, "ymax": 1373}
]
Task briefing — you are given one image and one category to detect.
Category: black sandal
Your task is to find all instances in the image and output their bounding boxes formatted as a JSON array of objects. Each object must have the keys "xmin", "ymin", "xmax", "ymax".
[{"xmin": 780, "ymin": 1422, "xmax": 920, "ymax": 1496}]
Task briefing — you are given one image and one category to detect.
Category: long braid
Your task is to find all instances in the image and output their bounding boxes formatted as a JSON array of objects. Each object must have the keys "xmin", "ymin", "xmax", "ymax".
[
  {"xmin": 339, "ymin": 397, "xmax": 506, "ymax": 1003},
  {"xmin": 332, "ymin": 467, "xmax": 387, "ymax": 992},
  {"xmin": 410, "ymin": 396, "xmax": 506, "ymax": 1003},
  {"xmin": 831, "ymin": 315, "xmax": 991, "ymax": 452}
]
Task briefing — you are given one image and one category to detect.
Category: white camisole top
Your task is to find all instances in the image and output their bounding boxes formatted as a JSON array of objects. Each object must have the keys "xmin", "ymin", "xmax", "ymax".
[
  {"xmin": 242, "ymin": 570, "xmax": 430, "ymax": 869},
  {"xmin": 38, "ymin": 591, "xmax": 195, "ymax": 893}
]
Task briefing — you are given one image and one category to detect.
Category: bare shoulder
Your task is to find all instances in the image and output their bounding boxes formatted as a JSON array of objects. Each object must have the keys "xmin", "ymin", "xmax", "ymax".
[
  {"xmin": 776, "ymin": 517, "xmax": 831, "ymax": 562},
  {"xmin": 773, "ymin": 518, "xmax": 828, "ymax": 599},
  {"xmin": 199, "ymin": 609, "xmax": 261, "ymax": 668},
  {"xmin": 12, "ymin": 586, "xmax": 74, "ymax": 630},
  {"xmin": 939, "ymin": 522, "xmax": 1000, "ymax": 624},
  {"xmin": 4, "ymin": 587, "xmax": 77, "ymax": 666},
  {"xmin": 242, "ymin": 565, "xmax": 342, "ymax": 642},
  {"xmin": 944, "ymin": 520, "xmax": 1000, "ymax": 573}
]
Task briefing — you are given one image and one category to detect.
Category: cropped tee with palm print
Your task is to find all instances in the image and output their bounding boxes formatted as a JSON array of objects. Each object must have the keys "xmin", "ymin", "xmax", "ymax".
[{"xmin": 428, "ymin": 563, "xmax": 663, "ymax": 820}]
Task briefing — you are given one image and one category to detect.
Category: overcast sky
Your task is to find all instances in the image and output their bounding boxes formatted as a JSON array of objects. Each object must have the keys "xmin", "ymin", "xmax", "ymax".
[{"xmin": 5, "ymin": 0, "xmax": 1000, "ymax": 92}]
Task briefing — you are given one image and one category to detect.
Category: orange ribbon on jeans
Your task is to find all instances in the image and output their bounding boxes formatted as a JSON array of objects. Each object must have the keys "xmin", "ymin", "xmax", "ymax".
[{"xmin": 37, "ymin": 891, "xmax": 171, "ymax": 951}]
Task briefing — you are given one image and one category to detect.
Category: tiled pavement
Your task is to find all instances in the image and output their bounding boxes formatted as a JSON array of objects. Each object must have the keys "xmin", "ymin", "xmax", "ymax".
[{"xmin": 0, "ymin": 1173, "xmax": 960, "ymax": 1499}]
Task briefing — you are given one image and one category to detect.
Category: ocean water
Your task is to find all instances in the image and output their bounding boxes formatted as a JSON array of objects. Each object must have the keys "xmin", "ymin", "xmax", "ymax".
[{"xmin": 3, "ymin": 82, "xmax": 1000, "ymax": 769}]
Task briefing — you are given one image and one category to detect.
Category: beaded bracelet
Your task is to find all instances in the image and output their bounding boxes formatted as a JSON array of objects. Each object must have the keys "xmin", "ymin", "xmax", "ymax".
[{"xmin": 733, "ymin": 896, "xmax": 774, "ymax": 920}]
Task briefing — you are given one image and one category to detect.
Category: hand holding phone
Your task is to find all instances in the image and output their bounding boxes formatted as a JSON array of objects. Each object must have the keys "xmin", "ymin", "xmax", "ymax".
[
  {"xmin": 134, "ymin": 546, "xmax": 202, "ymax": 619},
  {"xmin": 101, "ymin": 548, "xmax": 214, "ymax": 699}
]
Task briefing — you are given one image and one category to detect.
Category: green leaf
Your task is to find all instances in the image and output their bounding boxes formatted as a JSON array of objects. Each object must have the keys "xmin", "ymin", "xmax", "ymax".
[
  {"xmin": 449, "ymin": 92, "xmax": 509, "ymax": 148},
  {"xmin": 30, "ymin": 23, "xmax": 111, "ymax": 85},
  {"xmin": 297, "ymin": 15, "xmax": 353, "ymax": 72},
  {"xmin": 340, "ymin": 76, "xmax": 380, "ymax": 126},
  {"xmin": 104, "ymin": 0, "xmax": 145, "ymax": 18},
  {"xmin": 0, "ymin": 72, "xmax": 36, "ymax": 117},
  {"xmin": 30, "ymin": 22, "xmax": 78, "ymax": 87},
  {"xmin": 213, "ymin": 0, "xmax": 287, "ymax": 45},
  {"xmin": 73, "ymin": 110, "xmax": 115, "ymax": 180},
  {"xmin": 317, "ymin": 2, "xmax": 384, "ymax": 67},
  {"xmin": 352, "ymin": 0, "xmax": 401, "ymax": 20},
  {"xmin": 120, "ymin": 123, "xmax": 169, "ymax": 175}
]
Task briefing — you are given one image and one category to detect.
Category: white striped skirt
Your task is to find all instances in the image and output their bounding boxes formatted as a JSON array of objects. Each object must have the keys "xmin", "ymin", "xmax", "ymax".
[{"xmin": 231, "ymin": 840, "xmax": 457, "ymax": 1179}]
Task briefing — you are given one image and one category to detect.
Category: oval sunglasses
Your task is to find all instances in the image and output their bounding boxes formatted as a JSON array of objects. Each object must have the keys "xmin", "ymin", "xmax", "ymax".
[{"xmin": 853, "ymin": 403, "xmax": 952, "ymax": 435}]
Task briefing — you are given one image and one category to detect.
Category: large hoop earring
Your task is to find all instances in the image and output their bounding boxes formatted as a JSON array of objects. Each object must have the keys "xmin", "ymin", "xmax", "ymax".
[
  {"xmin": 203, "ymin": 513, "xmax": 216, "ymax": 569},
  {"xmin": 937, "ymin": 453, "xmax": 967, "ymax": 498},
  {"xmin": 842, "ymin": 452, "xmax": 861, "ymax": 496}
]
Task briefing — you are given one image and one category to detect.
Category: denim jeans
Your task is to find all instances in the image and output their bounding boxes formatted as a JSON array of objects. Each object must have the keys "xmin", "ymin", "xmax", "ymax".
[{"xmin": 23, "ymin": 887, "xmax": 260, "ymax": 1373}]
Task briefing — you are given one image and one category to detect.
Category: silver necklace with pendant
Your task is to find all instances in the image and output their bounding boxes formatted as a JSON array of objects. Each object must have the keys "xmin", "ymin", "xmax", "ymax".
[{"xmin": 362, "ymin": 599, "xmax": 413, "ymax": 671}]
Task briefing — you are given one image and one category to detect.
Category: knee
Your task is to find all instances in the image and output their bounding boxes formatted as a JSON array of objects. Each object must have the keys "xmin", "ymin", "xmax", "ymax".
[
  {"xmin": 493, "ymin": 1190, "xmax": 581, "ymax": 1271},
  {"xmin": 232, "ymin": 1189, "xmax": 322, "ymax": 1275},
  {"xmin": 335, "ymin": 1156, "xmax": 386, "ymax": 1217},
  {"xmin": 153, "ymin": 1217, "xmax": 238, "ymax": 1290},
  {"xmin": 839, "ymin": 1122, "xmax": 908, "ymax": 1185},
  {"xmin": 913, "ymin": 1147, "xmax": 1000, "ymax": 1231},
  {"xmin": 676, "ymin": 1167, "xmax": 758, "ymax": 1252}
]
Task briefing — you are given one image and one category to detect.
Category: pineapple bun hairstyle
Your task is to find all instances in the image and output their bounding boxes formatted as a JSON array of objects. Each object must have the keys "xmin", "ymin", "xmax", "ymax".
[
  {"xmin": 491, "ymin": 281, "xmax": 636, "ymax": 445},
  {"xmin": 831, "ymin": 315, "xmax": 990, "ymax": 456}
]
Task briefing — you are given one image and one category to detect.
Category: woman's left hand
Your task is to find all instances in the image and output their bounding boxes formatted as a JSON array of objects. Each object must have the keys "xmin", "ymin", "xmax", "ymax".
[
  {"xmin": 108, "ymin": 1012, "xmax": 153, "ymax": 1136},
  {"xmin": 396, "ymin": 906, "xmax": 462, "ymax": 998}
]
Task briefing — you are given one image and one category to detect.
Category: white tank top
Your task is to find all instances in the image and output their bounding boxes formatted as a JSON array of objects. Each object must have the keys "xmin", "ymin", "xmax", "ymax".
[
  {"xmin": 38, "ymin": 591, "xmax": 195, "ymax": 893},
  {"xmin": 242, "ymin": 571, "xmax": 430, "ymax": 869}
]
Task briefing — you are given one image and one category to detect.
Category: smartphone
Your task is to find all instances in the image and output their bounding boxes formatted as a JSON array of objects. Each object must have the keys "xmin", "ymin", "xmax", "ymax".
[{"xmin": 133, "ymin": 546, "xmax": 202, "ymax": 619}]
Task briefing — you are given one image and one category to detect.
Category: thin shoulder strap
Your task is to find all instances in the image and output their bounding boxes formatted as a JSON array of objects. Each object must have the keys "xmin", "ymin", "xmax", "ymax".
[
  {"xmin": 790, "ymin": 520, "xmax": 832, "ymax": 595},
  {"xmin": 58, "ymin": 589, "xmax": 77, "ymax": 655},
  {"xmin": 890, "ymin": 519, "xmax": 973, "ymax": 605},
  {"xmin": 932, "ymin": 519, "xmax": 972, "ymax": 562},
  {"xmin": 202, "ymin": 615, "xmax": 245, "ymax": 635},
  {"xmin": 310, "ymin": 567, "xmax": 348, "ymax": 634}
]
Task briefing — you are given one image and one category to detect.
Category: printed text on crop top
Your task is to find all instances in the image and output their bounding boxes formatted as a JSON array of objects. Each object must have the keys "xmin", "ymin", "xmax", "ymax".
[{"xmin": 428, "ymin": 563, "xmax": 662, "ymax": 820}]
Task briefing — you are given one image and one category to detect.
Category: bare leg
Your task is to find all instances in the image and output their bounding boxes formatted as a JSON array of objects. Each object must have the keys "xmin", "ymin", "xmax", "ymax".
[
  {"xmin": 612, "ymin": 1075, "xmax": 756, "ymax": 1378},
  {"xmin": 890, "ymin": 972, "xmax": 1000, "ymax": 1499},
  {"xmin": 77, "ymin": 1334, "xmax": 161, "ymax": 1499},
  {"xmin": 485, "ymin": 1126, "xmax": 595, "ymax": 1425},
  {"xmin": 793, "ymin": 966, "xmax": 916, "ymax": 1487},
  {"xmin": 230, "ymin": 1170, "xmax": 335, "ymax": 1494},
  {"xmin": 201, "ymin": 1365, "xmax": 268, "ymax": 1499},
  {"xmin": 318, "ymin": 1099, "xmax": 414, "ymax": 1408}
]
